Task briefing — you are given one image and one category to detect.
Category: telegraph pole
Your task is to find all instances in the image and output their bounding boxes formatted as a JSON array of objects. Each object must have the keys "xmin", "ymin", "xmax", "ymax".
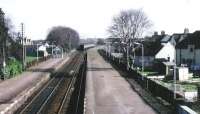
[
  {"xmin": 0, "ymin": 8, "xmax": 6, "ymax": 79},
  {"xmin": 21, "ymin": 23, "xmax": 26, "ymax": 70}
]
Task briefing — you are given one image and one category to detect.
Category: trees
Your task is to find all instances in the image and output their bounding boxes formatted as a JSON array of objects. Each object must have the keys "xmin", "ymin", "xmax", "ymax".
[
  {"xmin": 0, "ymin": 8, "xmax": 9, "ymax": 61},
  {"xmin": 108, "ymin": 9, "xmax": 152, "ymax": 70},
  {"xmin": 108, "ymin": 9, "xmax": 152, "ymax": 41},
  {"xmin": 0, "ymin": 8, "xmax": 22, "ymax": 60},
  {"xmin": 46, "ymin": 26, "xmax": 80, "ymax": 51},
  {"xmin": 0, "ymin": 8, "xmax": 23, "ymax": 78},
  {"xmin": 96, "ymin": 38, "xmax": 105, "ymax": 45}
]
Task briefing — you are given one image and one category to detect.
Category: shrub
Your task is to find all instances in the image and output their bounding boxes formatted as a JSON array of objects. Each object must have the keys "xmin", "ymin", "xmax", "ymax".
[
  {"xmin": 5, "ymin": 57, "xmax": 22, "ymax": 78},
  {"xmin": 0, "ymin": 67, "xmax": 10, "ymax": 79}
]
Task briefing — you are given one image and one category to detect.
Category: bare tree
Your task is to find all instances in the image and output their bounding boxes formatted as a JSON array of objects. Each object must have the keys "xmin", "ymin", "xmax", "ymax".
[
  {"xmin": 108, "ymin": 9, "xmax": 152, "ymax": 70},
  {"xmin": 108, "ymin": 9, "xmax": 152, "ymax": 41},
  {"xmin": 96, "ymin": 38, "xmax": 105, "ymax": 45}
]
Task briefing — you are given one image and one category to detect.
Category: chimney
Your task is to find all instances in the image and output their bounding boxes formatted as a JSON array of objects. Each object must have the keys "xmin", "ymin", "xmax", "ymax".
[
  {"xmin": 184, "ymin": 28, "xmax": 189, "ymax": 34},
  {"xmin": 154, "ymin": 31, "xmax": 158, "ymax": 36},
  {"xmin": 161, "ymin": 30, "xmax": 165, "ymax": 36}
]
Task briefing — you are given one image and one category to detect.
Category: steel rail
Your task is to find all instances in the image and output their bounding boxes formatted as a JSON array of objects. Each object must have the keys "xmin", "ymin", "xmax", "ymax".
[
  {"xmin": 18, "ymin": 52, "xmax": 83, "ymax": 114},
  {"xmin": 75, "ymin": 62, "xmax": 86, "ymax": 114},
  {"xmin": 36, "ymin": 78, "xmax": 65, "ymax": 114},
  {"xmin": 43, "ymin": 53, "xmax": 84, "ymax": 114},
  {"xmin": 57, "ymin": 54, "xmax": 85, "ymax": 114},
  {"xmin": 19, "ymin": 77, "xmax": 60, "ymax": 114}
]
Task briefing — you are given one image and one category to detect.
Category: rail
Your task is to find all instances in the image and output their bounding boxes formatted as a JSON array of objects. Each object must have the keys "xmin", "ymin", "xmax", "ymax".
[{"xmin": 18, "ymin": 52, "xmax": 86, "ymax": 114}]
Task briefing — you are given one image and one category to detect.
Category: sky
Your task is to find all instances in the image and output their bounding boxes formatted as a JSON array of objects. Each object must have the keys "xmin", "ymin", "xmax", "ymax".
[{"xmin": 0, "ymin": 0, "xmax": 200, "ymax": 40}]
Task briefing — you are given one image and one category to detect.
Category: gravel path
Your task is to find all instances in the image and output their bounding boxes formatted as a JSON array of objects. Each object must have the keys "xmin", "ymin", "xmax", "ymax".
[{"xmin": 85, "ymin": 48, "xmax": 157, "ymax": 114}]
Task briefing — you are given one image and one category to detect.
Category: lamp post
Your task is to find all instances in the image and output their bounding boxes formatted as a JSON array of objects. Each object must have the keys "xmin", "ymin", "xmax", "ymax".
[
  {"xmin": 36, "ymin": 44, "xmax": 39, "ymax": 61},
  {"xmin": 109, "ymin": 43, "xmax": 111, "ymax": 58},
  {"xmin": 106, "ymin": 41, "xmax": 110, "ymax": 59},
  {"xmin": 119, "ymin": 45, "xmax": 121, "ymax": 63},
  {"xmin": 51, "ymin": 42, "xmax": 55, "ymax": 58},
  {"xmin": 61, "ymin": 47, "xmax": 63, "ymax": 58},
  {"xmin": 69, "ymin": 38, "xmax": 71, "ymax": 51},
  {"xmin": 107, "ymin": 43, "xmax": 110, "ymax": 58},
  {"xmin": 173, "ymin": 46, "xmax": 177, "ymax": 99},
  {"xmin": 106, "ymin": 43, "xmax": 108, "ymax": 57},
  {"xmin": 51, "ymin": 44, "xmax": 53, "ymax": 56},
  {"xmin": 142, "ymin": 44, "xmax": 144, "ymax": 73},
  {"xmin": 134, "ymin": 42, "xmax": 144, "ymax": 73}
]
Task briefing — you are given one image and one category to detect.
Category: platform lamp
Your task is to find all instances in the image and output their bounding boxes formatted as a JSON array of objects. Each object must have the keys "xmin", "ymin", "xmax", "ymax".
[
  {"xmin": 134, "ymin": 42, "xmax": 144, "ymax": 73},
  {"xmin": 173, "ymin": 45, "xmax": 177, "ymax": 99},
  {"xmin": 36, "ymin": 43, "xmax": 39, "ymax": 61},
  {"xmin": 51, "ymin": 41, "xmax": 56, "ymax": 57},
  {"xmin": 61, "ymin": 47, "xmax": 63, "ymax": 58}
]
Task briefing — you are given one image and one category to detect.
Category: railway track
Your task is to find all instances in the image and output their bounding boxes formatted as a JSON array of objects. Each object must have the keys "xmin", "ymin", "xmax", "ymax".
[{"xmin": 18, "ymin": 52, "xmax": 86, "ymax": 114}]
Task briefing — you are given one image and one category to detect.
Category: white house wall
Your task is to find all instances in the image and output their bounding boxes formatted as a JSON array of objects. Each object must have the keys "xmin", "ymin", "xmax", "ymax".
[{"xmin": 155, "ymin": 42, "xmax": 175, "ymax": 62}]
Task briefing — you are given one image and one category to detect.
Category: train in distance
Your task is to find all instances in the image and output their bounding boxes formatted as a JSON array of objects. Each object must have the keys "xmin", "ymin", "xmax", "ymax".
[{"xmin": 76, "ymin": 44, "xmax": 95, "ymax": 51}]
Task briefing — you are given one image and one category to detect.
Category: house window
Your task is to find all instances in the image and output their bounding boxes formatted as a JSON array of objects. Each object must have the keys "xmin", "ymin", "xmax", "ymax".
[
  {"xmin": 190, "ymin": 47, "xmax": 193, "ymax": 52},
  {"xmin": 187, "ymin": 59, "xmax": 193, "ymax": 66},
  {"xmin": 182, "ymin": 58, "xmax": 185, "ymax": 64},
  {"xmin": 167, "ymin": 57, "xmax": 170, "ymax": 61},
  {"xmin": 188, "ymin": 45, "xmax": 194, "ymax": 52}
]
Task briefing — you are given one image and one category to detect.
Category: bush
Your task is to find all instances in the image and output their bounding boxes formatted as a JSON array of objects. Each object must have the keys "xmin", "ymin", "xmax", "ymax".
[
  {"xmin": 4, "ymin": 57, "xmax": 22, "ymax": 78},
  {"xmin": 0, "ymin": 67, "xmax": 10, "ymax": 79}
]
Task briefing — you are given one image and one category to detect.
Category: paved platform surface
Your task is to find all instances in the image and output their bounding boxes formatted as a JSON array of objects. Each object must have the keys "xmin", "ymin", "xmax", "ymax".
[
  {"xmin": 0, "ymin": 52, "xmax": 74, "ymax": 114},
  {"xmin": 85, "ymin": 48, "xmax": 157, "ymax": 114}
]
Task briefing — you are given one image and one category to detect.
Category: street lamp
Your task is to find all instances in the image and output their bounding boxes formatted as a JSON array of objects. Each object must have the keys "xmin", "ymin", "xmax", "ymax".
[
  {"xmin": 106, "ymin": 41, "xmax": 111, "ymax": 58},
  {"xmin": 134, "ymin": 42, "xmax": 144, "ymax": 73},
  {"xmin": 36, "ymin": 44, "xmax": 39, "ymax": 61},
  {"xmin": 109, "ymin": 43, "xmax": 111, "ymax": 58},
  {"xmin": 69, "ymin": 38, "xmax": 71, "ymax": 51},
  {"xmin": 61, "ymin": 47, "xmax": 63, "ymax": 58},
  {"xmin": 51, "ymin": 41, "xmax": 56, "ymax": 58},
  {"xmin": 51, "ymin": 44, "xmax": 53, "ymax": 56},
  {"xmin": 173, "ymin": 45, "xmax": 177, "ymax": 99}
]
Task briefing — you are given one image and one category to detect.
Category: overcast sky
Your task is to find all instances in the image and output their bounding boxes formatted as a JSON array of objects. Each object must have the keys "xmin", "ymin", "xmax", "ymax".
[{"xmin": 0, "ymin": 0, "xmax": 200, "ymax": 40}]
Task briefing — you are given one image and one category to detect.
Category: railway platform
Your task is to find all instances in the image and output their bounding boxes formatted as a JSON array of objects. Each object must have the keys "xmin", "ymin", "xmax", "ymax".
[
  {"xmin": 0, "ymin": 52, "xmax": 73, "ymax": 114},
  {"xmin": 85, "ymin": 47, "xmax": 157, "ymax": 114}
]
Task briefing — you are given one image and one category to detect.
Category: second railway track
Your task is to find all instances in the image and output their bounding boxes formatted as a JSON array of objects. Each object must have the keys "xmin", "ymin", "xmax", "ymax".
[{"xmin": 17, "ymin": 51, "xmax": 86, "ymax": 114}]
